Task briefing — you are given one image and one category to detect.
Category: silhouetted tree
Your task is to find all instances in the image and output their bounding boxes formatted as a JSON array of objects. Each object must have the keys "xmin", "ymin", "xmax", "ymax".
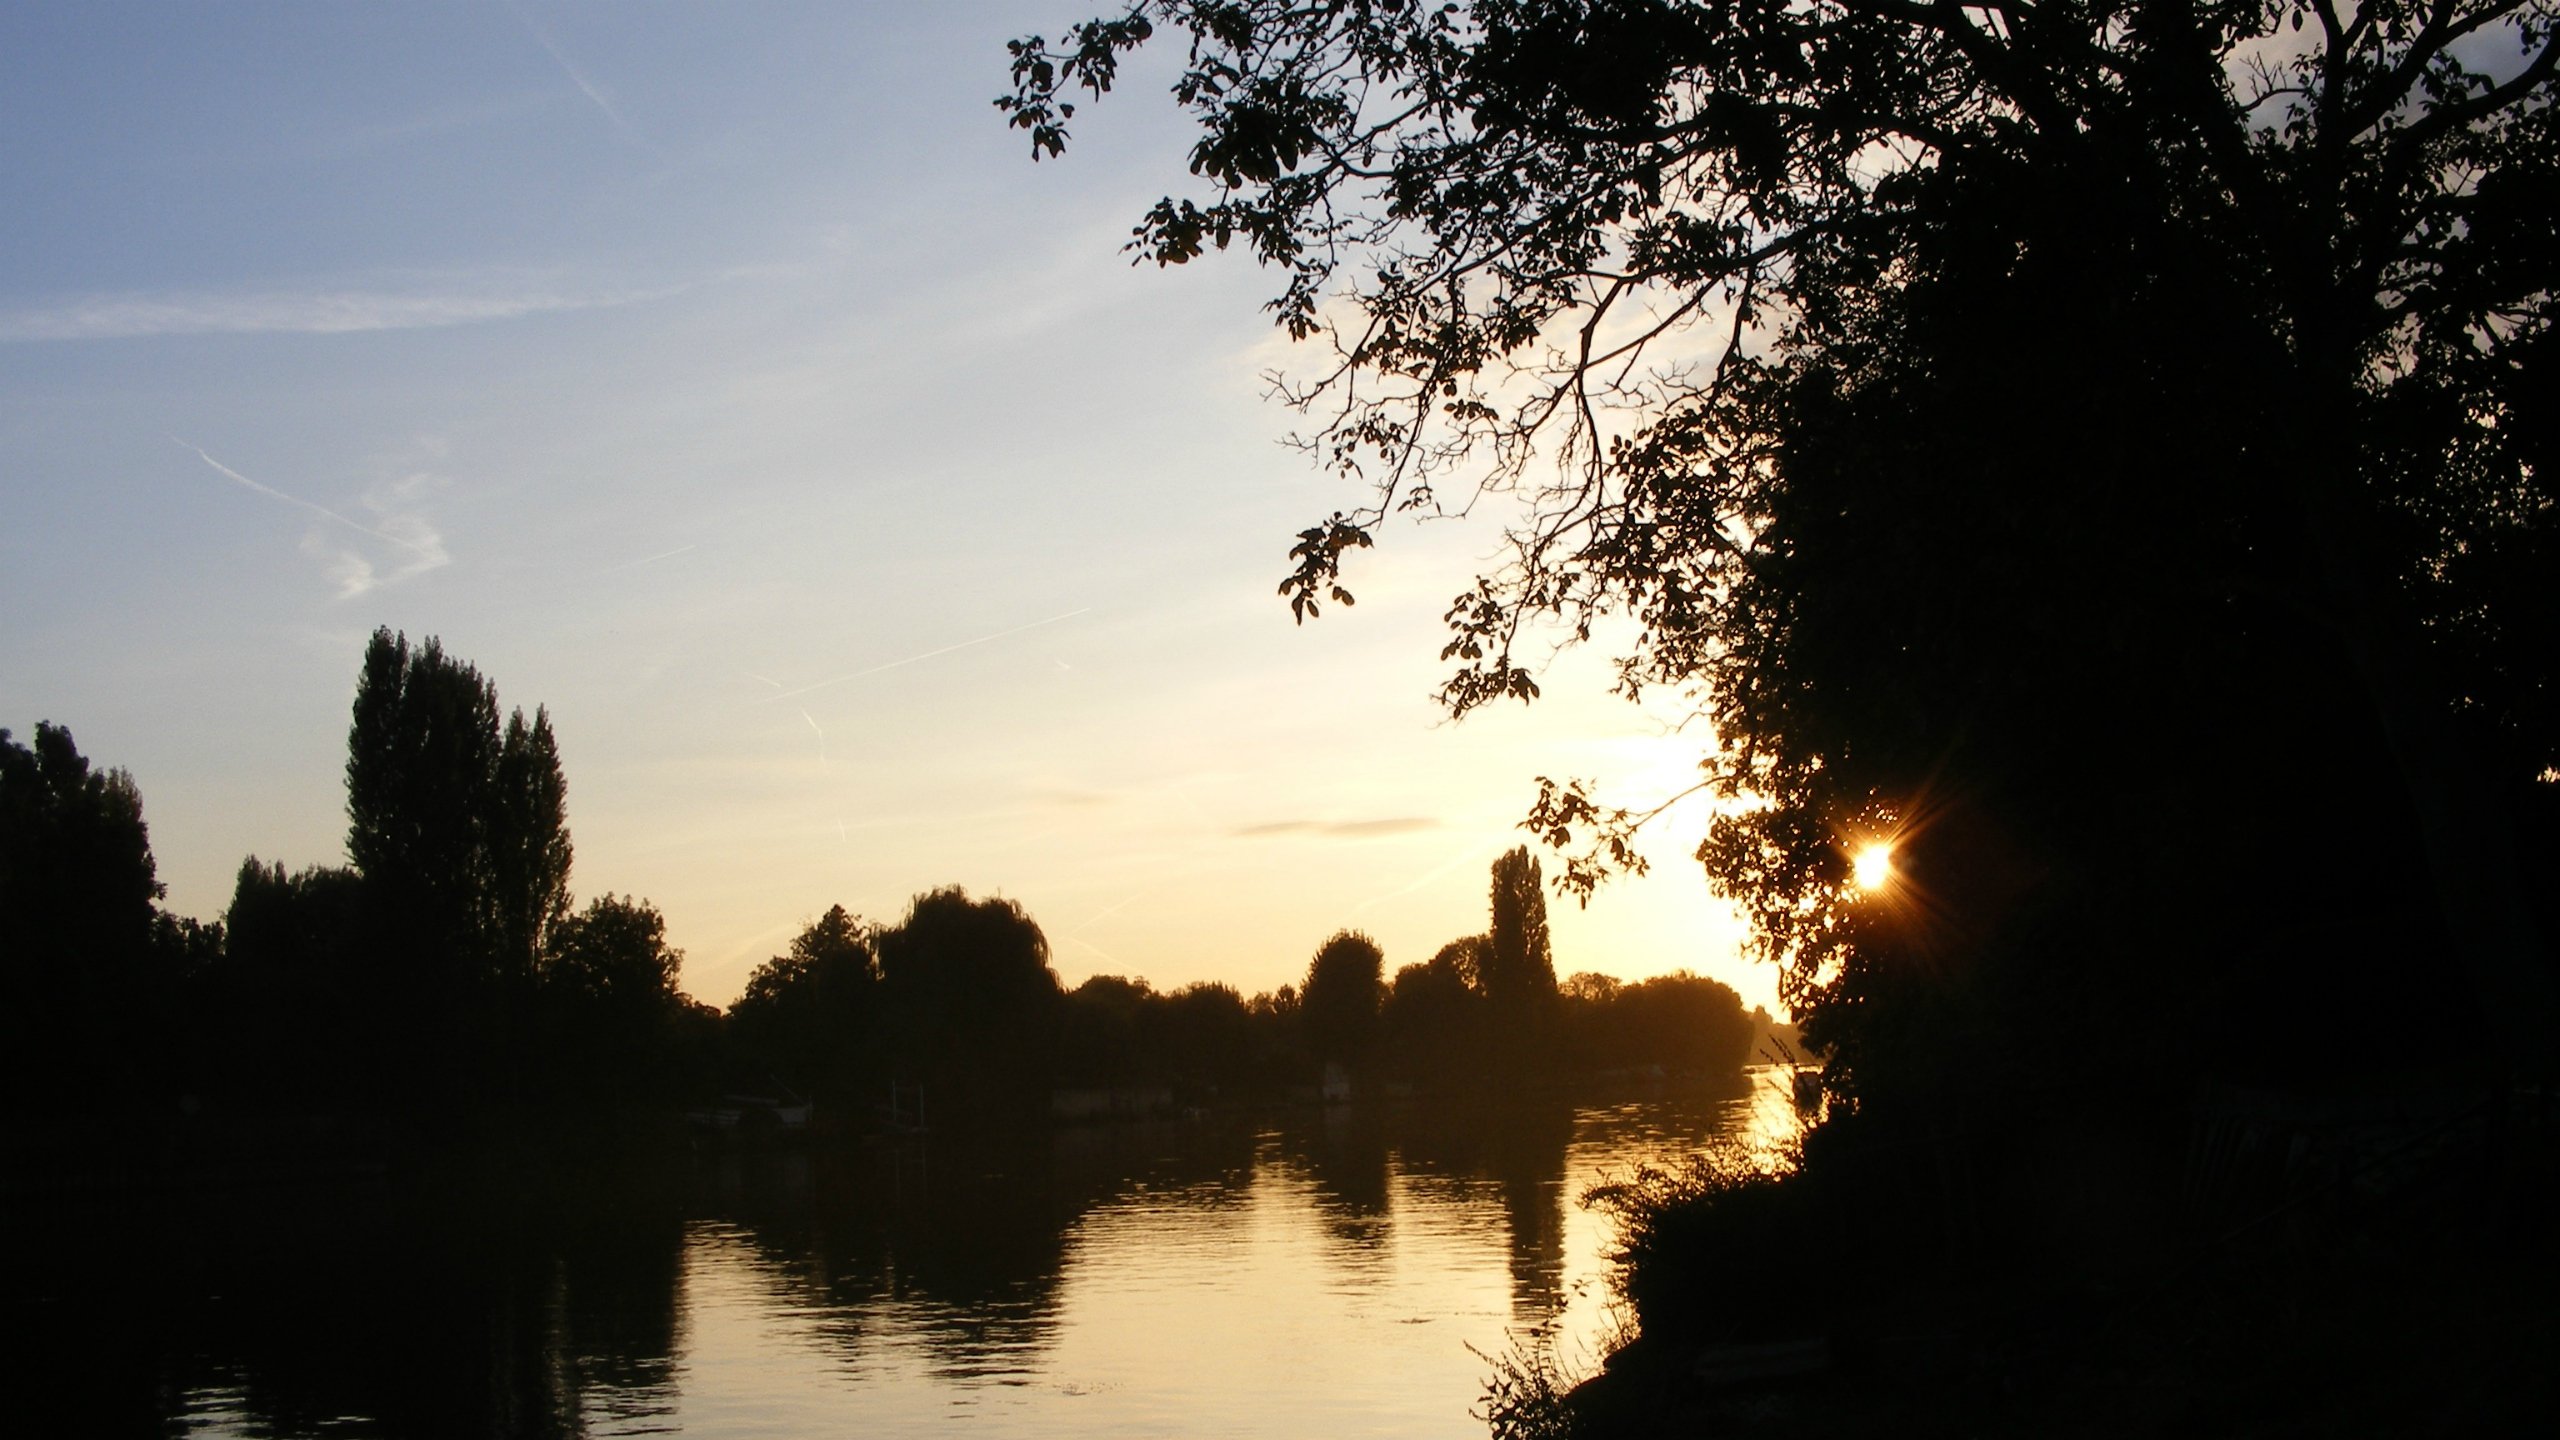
[
  {"xmin": 539, "ymin": 894, "xmax": 687, "ymax": 1102},
  {"xmin": 875, "ymin": 887, "xmax": 1062, "ymax": 1109},
  {"xmin": 346, "ymin": 631, "xmax": 505, "ymax": 969},
  {"xmin": 1590, "ymin": 971, "xmax": 1753, "ymax": 1076},
  {"xmin": 1161, "ymin": 979, "xmax": 1261, "ymax": 1093},
  {"xmin": 729, "ymin": 904, "xmax": 881, "ymax": 1103},
  {"xmin": 1484, "ymin": 846, "xmax": 1556, "ymax": 1015},
  {"xmin": 1007, "ymin": 2, "xmax": 2560, "ymax": 1105},
  {"xmin": 1381, "ymin": 949, "xmax": 1478, "ymax": 1083},
  {"xmin": 490, "ymin": 707, "xmax": 572, "ymax": 987},
  {"xmin": 0, "ymin": 722, "xmax": 179, "ymax": 1105},
  {"xmin": 1431, "ymin": 932, "xmax": 1490, "ymax": 994},
  {"xmin": 343, "ymin": 629, "xmax": 576, "ymax": 1102},
  {"xmin": 210, "ymin": 858, "xmax": 367, "ymax": 1099},
  {"xmin": 1058, "ymin": 974, "xmax": 1158, "ymax": 1087},
  {"xmin": 1299, "ymin": 929, "xmax": 1384, "ymax": 1066},
  {"xmin": 1, "ymin": 722, "xmax": 161, "ymax": 970}
]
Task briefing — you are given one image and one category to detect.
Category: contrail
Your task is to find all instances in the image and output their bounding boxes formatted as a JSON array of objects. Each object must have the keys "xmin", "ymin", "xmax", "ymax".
[
  {"xmin": 800, "ymin": 709, "xmax": 830, "ymax": 770},
  {"xmin": 513, "ymin": 4, "xmax": 637, "ymax": 139},
  {"xmin": 1353, "ymin": 841, "xmax": 1491, "ymax": 916},
  {"xmin": 1078, "ymin": 885, "xmax": 1157, "ymax": 928},
  {"xmin": 596, "ymin": 542, "xmax": 697, "ymax": 574},
  {"xmin": 178, "ymin": 439, "xmax": 441, "ymax": 560},
  {"xmin": 1064, "ymin": 933, "xmax": 1128, "ymax": 969},
  {"xmin": 765, "ymin": 608, "xmax": 1092, "ymax": 701}
]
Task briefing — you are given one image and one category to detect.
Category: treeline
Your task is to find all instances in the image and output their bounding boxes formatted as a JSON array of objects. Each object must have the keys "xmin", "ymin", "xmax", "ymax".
[
  {"xmin": 3, "ymin": 632, "xmax": 718, "ymax": 1125},
  {"xmin": 4, "ymin": 632, "xmax": 1769, "ymax": 1139},
  {"xmin": 730, "ymin": 851, "xmax": 1775, "ymax": 1117}
]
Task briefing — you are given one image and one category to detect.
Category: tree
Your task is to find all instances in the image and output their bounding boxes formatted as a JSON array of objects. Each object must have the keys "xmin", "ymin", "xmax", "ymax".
[
  {"xmin": 344, "ymin": 629, "xmax": 578, "ymax": 1099},
  {"xmin": 346, "ymin": 630, "xmax": 574, "ymax": 977},
  {"xmin": 874, "ymin": 886, "xmax": 1062, "ymax": 1101},
  {"xmin": 1484, "ymin": 845, "xmax": 1556, "ymax": 1017},
  {"xmin": 491, "ymin": 707, "xmax": 572, "ymax": 986},
  {"xmin": 0, "ymin": 722, "xmax": 175, "ymax": 1101},
  {"xmin": 1382, "ymin": 949, "xmax": 1479, "ymax": 1079},
  {"xmin": 545, "ymin": 894, "xmax": 681, "ymax": 1008},
  {"xmin": 1430, "ymin": 932, "xmax": 1491, "ymax": 994},
  {"xmin": 0, "ymin": 722, "xmax": 162, "ymax": 971},
  {"xmin": 1300, "ymin": 928, "xmax": 1385, "ymax": 1063},
  {"xmin": 729, "ymin": 904, "xmax": 882, "ymax": 1100},
  {"xmin": 1007, "ymin": 3, "xmax": 2560, "ymax": 1096},
  {"xmin": 212, "ymin": 857, "xmax": 367, "ymax": 1098},
  {"xmin": 346, "ymin": 630, "xmax": 504, "ymax": 967},
  {"xmin": 540, "ymin": 893, "xmax": 688, "ymax": 1099}
]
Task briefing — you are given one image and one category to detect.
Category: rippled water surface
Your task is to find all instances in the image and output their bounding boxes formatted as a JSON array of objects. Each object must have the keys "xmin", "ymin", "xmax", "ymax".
[{"xmin": 11, "ymin": 1080, "xmax": 1800, "ymax": 1437}]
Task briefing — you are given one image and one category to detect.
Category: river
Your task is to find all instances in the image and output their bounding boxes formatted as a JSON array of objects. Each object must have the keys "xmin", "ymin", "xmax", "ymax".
[{"xmin": 8, "ymin": 1076, "xmax": 1803, "ymax": 1437}]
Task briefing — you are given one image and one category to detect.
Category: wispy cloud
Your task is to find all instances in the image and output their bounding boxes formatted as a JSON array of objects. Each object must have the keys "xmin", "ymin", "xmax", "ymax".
[
  {"xmin": 1236, "ymin": 817, "xmax": 1442, "ymax": 839},
  {"xmin": 183, "ymin": 441, "xmax": 450, "ymax": 599},
  {"xmin": 765, "ymin": 608, "xmax": 1094, "ymax": 701},
  {"xmin": 4, "ymin": 283, "xmax": 672, "ymax": 343}
]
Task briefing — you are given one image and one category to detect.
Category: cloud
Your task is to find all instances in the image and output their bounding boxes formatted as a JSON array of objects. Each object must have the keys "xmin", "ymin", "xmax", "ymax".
[
  {"xmin": 3, "ymin": 283, "xmax": 674, "ymax": 342},
  {"xmin": 185, "ymin": 443, "xmax": 450, "ymax": 599},
  {"xmin": 1236, "ymin": 817, "xmax": 1442, "ymax": 839}
]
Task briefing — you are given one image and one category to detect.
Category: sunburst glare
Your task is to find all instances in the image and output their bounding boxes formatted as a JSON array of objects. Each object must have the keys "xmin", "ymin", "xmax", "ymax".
[{"xmin": 1851, "ymin": 841, "xmax": 1896, "ymax": 892}]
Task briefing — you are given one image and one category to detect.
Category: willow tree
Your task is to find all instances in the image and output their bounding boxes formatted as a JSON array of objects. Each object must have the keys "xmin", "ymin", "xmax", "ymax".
[{"xmin": 1007, "ymin": 2, "xmax": 2559, "ymax": 1098}]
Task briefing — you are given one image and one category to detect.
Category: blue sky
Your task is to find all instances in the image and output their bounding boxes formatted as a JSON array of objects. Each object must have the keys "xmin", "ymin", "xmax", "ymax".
[{"xmin": 0, "ymin": 3, "xmax": 1762, "ymax": 1010}]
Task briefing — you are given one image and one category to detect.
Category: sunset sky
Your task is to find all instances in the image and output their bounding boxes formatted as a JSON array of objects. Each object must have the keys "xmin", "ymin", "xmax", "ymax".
[{"xmin": 0, "ymin": 3, "xmax": 1766, "ymax": 1012}]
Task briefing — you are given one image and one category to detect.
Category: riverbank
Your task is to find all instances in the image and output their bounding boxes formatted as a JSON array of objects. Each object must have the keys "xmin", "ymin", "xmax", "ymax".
[
  {"xmin": 1568, "ymin": 1224, "xmax": 2557, "ymax": 1436},
  {"xmin": 1556, "ymin": 1081, "xmax": 2559, "ymax": 1437}
]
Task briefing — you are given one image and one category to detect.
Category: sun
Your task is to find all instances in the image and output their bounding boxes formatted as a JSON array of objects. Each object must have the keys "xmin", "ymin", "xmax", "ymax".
[{"xmin": 1851, "ymin": 841, "xmax": 1896, "ymax": 892}]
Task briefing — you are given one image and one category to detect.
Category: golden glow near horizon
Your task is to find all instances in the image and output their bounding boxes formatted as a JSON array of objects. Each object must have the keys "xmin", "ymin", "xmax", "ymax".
[{"xmin": 1851, "ymin": 841, "xmax": 1896, "ymax": 892}]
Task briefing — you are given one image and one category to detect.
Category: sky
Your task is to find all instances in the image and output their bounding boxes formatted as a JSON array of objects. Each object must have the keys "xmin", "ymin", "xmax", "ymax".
[{"xmin": 0, "ymin": 3, "xmax": 1768, "ymax": 1013}]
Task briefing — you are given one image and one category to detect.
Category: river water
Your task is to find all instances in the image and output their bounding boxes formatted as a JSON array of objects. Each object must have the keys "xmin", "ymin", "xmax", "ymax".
[{"xmin": 10, "ymin": 1077, "xmax": 1801, "ymax": 1437}]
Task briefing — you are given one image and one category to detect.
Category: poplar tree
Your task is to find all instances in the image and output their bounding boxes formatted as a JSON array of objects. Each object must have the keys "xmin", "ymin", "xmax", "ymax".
[
  {"xmin": 346, "ymin": 629, "xmax": 575, "ymax": 974},
  {"xmin": 1485, "ymin": 845, "xmax": 1556, "ymax": 1017}
]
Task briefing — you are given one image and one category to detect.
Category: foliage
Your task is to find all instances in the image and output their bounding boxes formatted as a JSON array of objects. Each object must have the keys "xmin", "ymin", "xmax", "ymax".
[
  {"xmin": 876, "ymin": 886, "xmax": 1063, "ymax": 1101},
  {"xmin": 1383, "ymin": 948, "xmax": 1480, "ymax": 1073},
  {"xmin": 1472, "ymin": 1335, "xmax": 1580, "ymax": 1440},
  {"xmin": 545, "ymin": 893, "xmax": 682, "ymax": 1005},
  {"xmin": 0, "ymin": 722, "xmax": 162, "ymax": 966},
  {"xmin": 1484, "ymin": 845, "xmax": 1556, "ymax": 1017},
  {"xmin": 212, "ymin": 858, "xmax": 370, "ymax": 1098},
  {"xmin": 344, "ymin": 629, "xmax": 591, "ymax": 1101},
  {"xmin": 1585, "ymin": 1137, "xmax": 1809, "ymax": 1346},
  {"xmin": 1432, "ymin": 931, "xmax": 1491, "ymax": 993},
  {"xmin": 346, "ymin": 630, "xmax": 503, "ymax": 962},
  {"xmin": 0, "ymin": 722, "xmax": 185, "ymax": 1103},
  {"xmin": 1559, "ymin": 969, "xmax": 1753, "ymax": 1075},
  {"xmin": 1007, "ymin": 0, "xmax": 2560, "ymax": 1096},
  {"xmin": 491, "ymin": 707, "xmax": 573, "ymax": 985},
  {"xmin": 539, "ymin": 893, "xmax": 691, "ymax": 1100},
  {"xmin": 731, "ymin": 904, "xmax": 882, "ymax": 1099},
  {"xmin": 1300, "ymin": 927, "xmax": 1387, "ymax": 1061},
  {"xmin": 346, "ymin": 629, "xmax": 576, "ymax": 989}
]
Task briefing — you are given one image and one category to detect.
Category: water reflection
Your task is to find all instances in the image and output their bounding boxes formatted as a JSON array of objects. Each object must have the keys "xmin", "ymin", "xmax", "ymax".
[{"xmin": 0, "ymin": 1083, "xmax": 1784, "ymax": 1437}]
